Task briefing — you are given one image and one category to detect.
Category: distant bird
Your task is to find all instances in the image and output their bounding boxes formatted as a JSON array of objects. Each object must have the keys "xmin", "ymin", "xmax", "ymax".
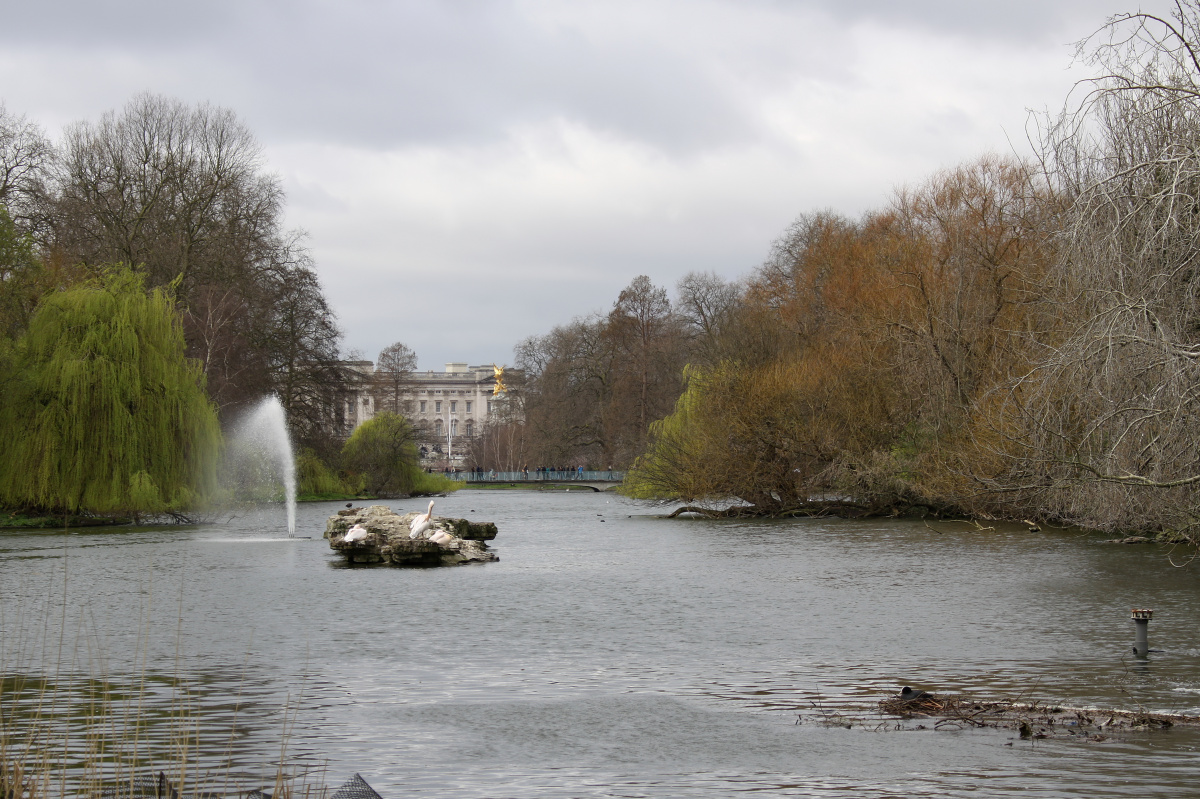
[
  {"xmin": 429, "ymin": 530, "xmax": 453, "ymax": 545},
  {"xmin": 343, "ymin": 523, "xmax": 369, "ymax": 543},
  {"xmin": 899, "ymin": 686, "xmax": 931, "ymax": 702},
  {"xmin": 410, "ymin": 500, "xmax": 435, "ymax": 539},
  {"xmin": 345, "ymin": 503, "xmax": 353, "ymax": 508}
]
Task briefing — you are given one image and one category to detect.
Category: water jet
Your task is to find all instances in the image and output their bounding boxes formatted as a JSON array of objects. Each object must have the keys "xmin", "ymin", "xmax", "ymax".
[{"xmin": 224, "ymin": 396, "xmax": 297, "ymax": 535}]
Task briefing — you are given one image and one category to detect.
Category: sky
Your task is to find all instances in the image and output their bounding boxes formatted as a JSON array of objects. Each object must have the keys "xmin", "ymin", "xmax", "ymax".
[{"xmin": 0, "ymin": 0, "xmax": 1171, "ymax": 370}]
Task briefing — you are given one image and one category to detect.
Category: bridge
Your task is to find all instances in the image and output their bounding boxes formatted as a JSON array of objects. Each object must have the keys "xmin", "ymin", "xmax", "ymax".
[{"xmin": 445, "ymin": 470, "xmax": 625, "ymax": 491}]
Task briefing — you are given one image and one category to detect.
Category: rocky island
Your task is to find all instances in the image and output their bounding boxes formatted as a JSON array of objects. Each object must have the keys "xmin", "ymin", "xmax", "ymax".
[{"xmin": 325, "ymin": 504, "xmax": 498, "ymax": 566}]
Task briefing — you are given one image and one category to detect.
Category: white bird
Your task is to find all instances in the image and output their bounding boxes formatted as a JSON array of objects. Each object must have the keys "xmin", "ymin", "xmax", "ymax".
[
  {"xmin": 429, "ymin": 530, "xmax": 453, "ymax": 545},
  {"xmin": 409, "ymin": 500, "xmax": 435, "ymax": 539},
  {"xmin": 343, "ymin": 523, "xmax": 369, "ymax": 543}
]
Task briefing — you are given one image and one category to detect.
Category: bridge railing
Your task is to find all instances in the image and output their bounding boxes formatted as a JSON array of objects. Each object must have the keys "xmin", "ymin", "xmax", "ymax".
[{"xmin": 444, "ymin": 470, "xmax": 625, "ymax": 483}]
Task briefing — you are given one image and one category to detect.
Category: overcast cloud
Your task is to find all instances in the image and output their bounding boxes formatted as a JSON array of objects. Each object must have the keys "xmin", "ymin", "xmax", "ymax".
[{"xmin": 0, "ymin": 0, "xmax": 1166, "ymax": 369}]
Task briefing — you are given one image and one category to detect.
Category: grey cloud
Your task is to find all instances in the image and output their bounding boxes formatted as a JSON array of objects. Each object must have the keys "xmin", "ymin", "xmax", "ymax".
[
  {"xmin": 221, "ymin": 2, "xmax": 774, "ymax": 151},
  {"xmin": 6, "ymin": 0, "xmax": 1123, "ymax": 155},
  {"xmin": 6, "ymin": 1, "xmax": 767, "ymax": 150},
  {"xmin": 804, "ymin": 0, "xmax": 1161, "ymax": 45}
]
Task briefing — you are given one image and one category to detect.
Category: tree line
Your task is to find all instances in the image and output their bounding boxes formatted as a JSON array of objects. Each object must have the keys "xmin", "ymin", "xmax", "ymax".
[
  {"xmin": 0, "ymin": 93, "xmax": 411, "ymax": 515},
  {"xmin": 461, "ymin": 272, "xmax": 729, "ymax": 472},
  {"xmin": 0, "ymin": 93, "xmax": 344, "ymax": 446},
  {"xmin": 497, "ymin": 4, "xmax": 1200, "ymax": 542},
  {"xmin": 8, "ymin": 2, "xmax": 1200, "ymax": 534}
]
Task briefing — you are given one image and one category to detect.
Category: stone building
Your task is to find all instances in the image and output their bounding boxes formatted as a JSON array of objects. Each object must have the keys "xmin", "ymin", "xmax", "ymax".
[
  {"xmin": 338, "ymin": 361, "xmax": 517, "ymax": 466},
  {"xmin": 334, "ymin": 360, "xmax": 376, "ymax": 437}
]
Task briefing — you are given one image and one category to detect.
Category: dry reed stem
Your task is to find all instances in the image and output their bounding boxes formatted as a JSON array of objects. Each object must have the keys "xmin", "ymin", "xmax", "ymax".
[{"xmin": 1, "ymin": 562, "xmax": 329, "ymax": 799}]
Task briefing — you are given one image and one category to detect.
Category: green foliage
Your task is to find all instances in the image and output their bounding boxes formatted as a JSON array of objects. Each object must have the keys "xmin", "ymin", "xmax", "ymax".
[
  {"xmin": 341, "ymin": 414, "xmax": 462, "ymax": 497},
  {"xmin": 127, "ymin": 470, "xmax": 165, "ymax": 514},
  {"xmin": 296, "ymin": 448, "xmax": 355, "ymax": 498},
  {"xmin": 625, "ymin": 348, "xmax": 904, "ymax": 512},
  {"xmin": 622, "ymin": 365, "xmax": 709, "ymax": 502},
  {"xmin": 0, "ymin": 206, "xmax": 43, "ymax": 342},
  {"xmin": 409, "ymin": 470, "xmax": 462, "ymax": 496},
  {"xmin": 341, "ymin": 412, "xmax": 424, "ymax": 497},
  {"xmin": 0, "ymin": 266, "xmax": 221, "ymax": 514}
]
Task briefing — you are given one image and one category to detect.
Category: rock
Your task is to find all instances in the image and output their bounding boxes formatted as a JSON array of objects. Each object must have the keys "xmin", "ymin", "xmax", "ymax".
[{"xmin": 325, "ymin": 505, "xmax": 498, "ymax": 566}]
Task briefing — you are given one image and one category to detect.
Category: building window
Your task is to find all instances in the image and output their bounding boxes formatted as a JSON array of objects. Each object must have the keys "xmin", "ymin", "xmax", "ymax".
[
  {"xmin": 435, "ymin": 418, "xmax": 443, "ymax": 435},
  {"xmin": 487, "ymin": 400, "xmax": 493, "ymax": 413},
  {"xmin": 451, "ymin": 419, "xmax": 458, "ymax": 436},
  {"xmin": 465, "ymin": 401, "xmax": 472, "ymax": 413},
  {"xmin": 420, "ymin": 400, "xmax": 426, "ymax": 413},
  {"xmin": 465, "ymin": 420, "xmax": 474, "ymax": 436},
  {"xmin": 450, "ymin": 401, "xmax": 457, "ymax": 413},
  {"xmin": 435, "ymin": 400, "xmax": 442, "ymax": 413}
]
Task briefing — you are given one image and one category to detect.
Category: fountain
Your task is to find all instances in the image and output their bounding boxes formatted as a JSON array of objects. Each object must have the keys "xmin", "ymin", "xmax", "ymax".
[{"xmin": 224, "ymin": 396, "xmax": 297, "ymax": 535}]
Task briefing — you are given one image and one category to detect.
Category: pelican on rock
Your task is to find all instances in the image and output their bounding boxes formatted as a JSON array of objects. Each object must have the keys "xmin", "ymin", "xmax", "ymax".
[
  {"xmin": 410, "ymin": 500, "xmax": 435, "ymax": 539},
  {"xmin": 343, "ymin": 523, "xmax": 369, "ymax": 543}
]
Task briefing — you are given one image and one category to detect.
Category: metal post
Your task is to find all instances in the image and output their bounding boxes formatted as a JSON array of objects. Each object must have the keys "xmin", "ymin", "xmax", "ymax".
[{"xmin": 1131, "ymin": 608, "xmax": 1153, "ymax": 657}]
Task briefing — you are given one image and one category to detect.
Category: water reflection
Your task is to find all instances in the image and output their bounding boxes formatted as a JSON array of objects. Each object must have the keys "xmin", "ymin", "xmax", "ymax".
[{"xmin": 2, "ymin": 494, "xmax": 1199, "ymax": 797}]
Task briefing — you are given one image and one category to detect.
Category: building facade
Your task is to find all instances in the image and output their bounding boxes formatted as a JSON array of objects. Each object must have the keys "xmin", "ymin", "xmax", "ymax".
[{"xmin": 339, "ymin": 361, "xmax": 517, "ymax": 466}]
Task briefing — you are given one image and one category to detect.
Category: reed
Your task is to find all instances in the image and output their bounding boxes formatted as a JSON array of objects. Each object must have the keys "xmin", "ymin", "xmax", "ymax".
[{"xmin": 0, "ymin": 568, "xmax": 327, "ymax": 799}]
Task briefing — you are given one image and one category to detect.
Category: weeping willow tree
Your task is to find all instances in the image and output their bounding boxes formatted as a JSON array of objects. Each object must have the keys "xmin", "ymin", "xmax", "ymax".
[{"xmin": 0, "ymin": 266, "xmax": 221, "ymax": 515}]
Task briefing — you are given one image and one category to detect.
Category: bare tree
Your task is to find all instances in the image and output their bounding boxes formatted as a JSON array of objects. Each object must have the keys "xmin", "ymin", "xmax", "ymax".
[
  {"xmin": 516, "ymin": 317, "xmax": 616, "ymax": 465},
  {"xmin": 374, "ymin": 341, "xmax": 418, "ymax": 414},
  {"xmin": 604, "ymin": 275, "xmax": 688, "ymax": 462},
  {"xmin": 52, "ymin": 93, "xmax": 281, "ymax": 294},
  {"xmin": 888, "ymin": 155, "xmax": 1056, "ymax": 427},
  {"xmin": 1018, "ymin": 0, "xmax": 1200, "ymax": 538},
  {"xmin": 0, "ymin": 103, "xmax": 52, "ymax": 232},
  {"xmin": 674, "ymin": 271, "xmax": 740, "ymax": 366},
  {"xmin": 255, "ymin": 254, "xmax": 344, "ymax": 447},
  {"xmin": 515, "ymin": 276, "xmax": 691, "ymax": 468},
  {"xmin": 467, "ymin": 379, "xmax": 530, "ymax": 472},
  {"xmin": 46, "ymin": 94, "xmax": 344, "ymax": 427}
]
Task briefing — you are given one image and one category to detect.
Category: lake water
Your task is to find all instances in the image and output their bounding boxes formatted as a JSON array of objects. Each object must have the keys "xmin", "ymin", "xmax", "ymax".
[{"xmin": 2, "ymin": 490, "xmax": 1199, "ymax": 797}]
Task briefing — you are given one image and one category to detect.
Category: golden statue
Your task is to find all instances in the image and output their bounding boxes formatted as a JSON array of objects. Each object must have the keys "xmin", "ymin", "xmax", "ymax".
[{"xmin": 492, "ymin": 364, "xmax": 508, "ymax": 395}]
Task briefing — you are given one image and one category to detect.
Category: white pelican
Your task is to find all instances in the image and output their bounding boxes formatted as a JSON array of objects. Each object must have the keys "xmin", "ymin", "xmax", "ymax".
[
  {"xmin": 409, "ymin": 500, "xmax": 435, "ymax": 539},
  {"xmin": 343, "ymin": 523, "xmax": 369, "ymax": 543},
  {"xmin": 429, "ymin": 530, "xmax": 453, "ymax": 545}
]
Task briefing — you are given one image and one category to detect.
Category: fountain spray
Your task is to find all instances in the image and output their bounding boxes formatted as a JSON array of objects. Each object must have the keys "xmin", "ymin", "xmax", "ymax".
[{"xmin": 228, "ymin": 396, "xmax": 297, "ymax": 535}]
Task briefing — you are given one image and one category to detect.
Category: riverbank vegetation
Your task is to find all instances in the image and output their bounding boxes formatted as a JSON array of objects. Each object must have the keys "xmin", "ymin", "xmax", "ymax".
[
  {"xmin": 340, "ymin": 412, "xmax": 460, "ymax": 497},
  {"xmin": 7, "ymin": 6, "xmax": 1200, "ymax": 540},
  {"xmin": 502, "ymin": 5, "xmax": 1200, "ymax": 544},
  {"xmin": 0, "ymin": 95, "xmax": 361, "ymax": 521},
  {"xmin": 0, "ymin": 267, "xmax": 220, "ymax": 520}
]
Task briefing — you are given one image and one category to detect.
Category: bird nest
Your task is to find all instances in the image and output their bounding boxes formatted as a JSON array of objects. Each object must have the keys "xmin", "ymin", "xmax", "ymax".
[{"xmin": 874, "ymin": 689, "xmax": 1194, "ymax": 738}]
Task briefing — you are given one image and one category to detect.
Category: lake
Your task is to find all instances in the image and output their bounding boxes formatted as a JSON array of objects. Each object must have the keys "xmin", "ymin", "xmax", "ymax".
[{"xmin": 2, "ymin": 490, "xmax": 1198, "ymax": 797}]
